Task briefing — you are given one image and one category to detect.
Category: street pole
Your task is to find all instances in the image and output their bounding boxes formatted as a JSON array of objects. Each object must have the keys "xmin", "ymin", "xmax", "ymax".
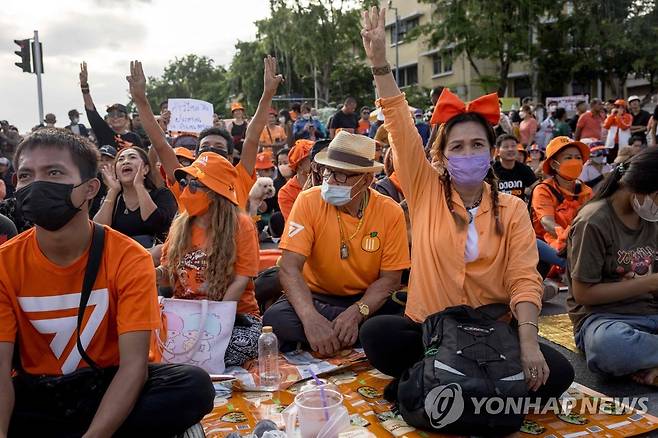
[
  {"xmin": 313, "ymin": 63, "xmax": 319, "ymax": 109},
  {"xmin": 33, "ymin": 30, "xmax": 44, "ymax": 125},
  {"xmin": 394, "ymin": 8, "xmax": 400, "ymax": 86}
]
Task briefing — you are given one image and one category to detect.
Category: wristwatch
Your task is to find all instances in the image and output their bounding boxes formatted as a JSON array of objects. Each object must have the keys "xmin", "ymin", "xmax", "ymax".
[{"xmin": 355, "ymin": 301, "xmax": 370, "ymax": 319}]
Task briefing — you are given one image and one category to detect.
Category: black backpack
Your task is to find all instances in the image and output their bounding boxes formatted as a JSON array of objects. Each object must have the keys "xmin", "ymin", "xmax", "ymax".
[{"xmin": 398, "ymin": 304, "xmax": 528, "ymax": 436}]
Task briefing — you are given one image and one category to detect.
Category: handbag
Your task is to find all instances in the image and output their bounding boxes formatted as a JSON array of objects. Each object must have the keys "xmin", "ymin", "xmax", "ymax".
[{"xmin": 157, "ymin": 298, "xmax": 237, "ymax": 374}]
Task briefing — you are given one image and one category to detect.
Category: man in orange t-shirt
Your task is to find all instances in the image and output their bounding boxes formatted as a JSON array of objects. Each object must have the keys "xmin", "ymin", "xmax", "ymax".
[
  {"xmin": 263, "ymin": 131, "xmax": 410, "ymax": 356},
  {"xmin": 0, "ymin": 129, "xmax": 213, "ymax": 437},
  {"xmin": 259, "ymin": 108, "xmax": 288, "ymax": 153},
  {"xmin": 575, "ymin": 98, "xmax": 606, "ymax": 140}
]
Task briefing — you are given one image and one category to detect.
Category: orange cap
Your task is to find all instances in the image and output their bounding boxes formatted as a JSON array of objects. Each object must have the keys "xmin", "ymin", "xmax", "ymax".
[
  {"xmin": 255, "ymin": 152, "xmax": 275, "ymax": 170},
  {"xmin": 517, "ymin": 143, "xmax": 526, "ymax": 152},
  {"xmin": 543, "ymin": 136, "xmax": 590, "ymax": 175},
  {"xmin": 614, "ymin": 99, "xmax": 627, "ymax": 108},
  {"xmin": 174, "ymin": 152, "xmax": 238, "ymax": 205},
  {"xmin": 173, "ymin": 147, "xmax": 194, "ymax": 161},
  {"xmin": 289, "ymin": 139, "xmax": 314, "ymax": 171},
  {"xmin": 231, "ymin": 102, "xmax": 245, "ymax": 112}
]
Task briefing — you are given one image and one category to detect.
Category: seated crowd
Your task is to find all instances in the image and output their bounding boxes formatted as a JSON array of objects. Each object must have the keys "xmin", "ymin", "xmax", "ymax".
[{"xmin": 0, "ymin": 9, "xmax": 657, "ymax": 437}]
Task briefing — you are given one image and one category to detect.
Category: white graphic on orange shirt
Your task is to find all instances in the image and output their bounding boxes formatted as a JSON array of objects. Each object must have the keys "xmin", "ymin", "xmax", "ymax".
[
  {"xmin": 18, "ymin": 289, "xmax": 110, "ymax": 374},
  {"xmin": 288, "ymin": 221, "xmax": 304, "ymax": 238}
]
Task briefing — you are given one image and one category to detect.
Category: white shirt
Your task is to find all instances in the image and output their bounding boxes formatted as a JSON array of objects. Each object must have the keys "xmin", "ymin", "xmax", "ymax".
[{"xmin": 464, "ymin": 206, "xmax": 480, "ymax": 263}]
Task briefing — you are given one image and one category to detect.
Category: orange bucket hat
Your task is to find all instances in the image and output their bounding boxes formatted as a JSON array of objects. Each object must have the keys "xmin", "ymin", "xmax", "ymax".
[
  {"xmin": 288, "ymin": 139, "xmax": 314, "ymax": 171},
  {"xmin": 543, "ymin": 136, "xmax": 590, "ymax": 175},
  {"xmin": 174, "ymin": 152, "xmax": 238, "ymax": 205},
  {"xmin": 255, "ymin": 152, "xmax": 275, "ymax": 170}
]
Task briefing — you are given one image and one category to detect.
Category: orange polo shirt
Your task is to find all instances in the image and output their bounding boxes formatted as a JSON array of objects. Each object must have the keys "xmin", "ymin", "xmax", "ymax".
[
  {"xmin": 280, "ymin": 187, "xmax": 410, "ymax": 296},
  {"xmin": 379, "ymin": 93, "xmax": 542, "ymax": 323},
  {"xmin": 259, "ymin": 124, "xmax": 287, "ymax": 148},
  {"xmin": 278, "ymin": 176, "xmax": 304, "ymax": 220}
]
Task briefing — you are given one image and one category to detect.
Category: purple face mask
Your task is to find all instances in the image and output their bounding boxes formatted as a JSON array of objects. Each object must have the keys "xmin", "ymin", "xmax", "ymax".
[{"xmin": 447, "ymin": 154, "xmax": 491, "ymax": 187}]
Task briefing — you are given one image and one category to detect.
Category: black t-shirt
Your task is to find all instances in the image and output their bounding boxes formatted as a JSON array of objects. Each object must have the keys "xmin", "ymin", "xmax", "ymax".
[
  {"xmin": 111, "ymin": 187, "xmax": 177, "ymax": 241},
  {"xmin": 631, "ymin": 109, "xmax": 652, "ymax": 142},
  {"xmin": 493, "ymin": 161, "xmax": 538, "ymax": 202},
  {"xmin": 329, "ymin": 110, "xmax": 359, "ymax": 131},
  {"xmin": 568, "ymin": 114, "xmax": 581, "ymax": 134},
  {"xmin": 86, "ymin": 107, "xmax": 143, "ymax": 149}
]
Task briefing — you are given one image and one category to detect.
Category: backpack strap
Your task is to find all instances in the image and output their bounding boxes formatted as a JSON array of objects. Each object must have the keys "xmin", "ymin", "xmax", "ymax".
[
  {"xmin": 76, "ymin": 223, "xmax": 106, "ymax": 370},
  {"xmin": 541, "ymin": 182, "xmax": 565, "ymax": 204}
]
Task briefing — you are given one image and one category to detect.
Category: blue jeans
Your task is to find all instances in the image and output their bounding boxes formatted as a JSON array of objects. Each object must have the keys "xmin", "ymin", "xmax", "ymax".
[
  {"xmin": 536, "ymin": 239, "xmax": 566, "ymax": 269},
  {"xmin": 575, "ymin": 313, "xmax": 658, "ymax": 376}
]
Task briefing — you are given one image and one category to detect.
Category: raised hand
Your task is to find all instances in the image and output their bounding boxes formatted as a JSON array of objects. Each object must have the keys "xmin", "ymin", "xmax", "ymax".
[
  {"xmin": 100, "ymin": 164, "xmax": 121, "ymax": 193},
  {"xmin": 126, "ymin": 60, "xmax": 147, "ymax": 102},
  {"xmin": 80, "ymin": 61, "xmax": 88, "ymax": 87},
  {"xmin": 133, "ymin": 161, "xmax": 146, "ymax": 187},
  {"xmin": 263, "ymin": 55, "xmax": 284, "ymax": 97},
  {"xmin": 361, "ymin": 6, "xmax": 388, "ymax": 66}
]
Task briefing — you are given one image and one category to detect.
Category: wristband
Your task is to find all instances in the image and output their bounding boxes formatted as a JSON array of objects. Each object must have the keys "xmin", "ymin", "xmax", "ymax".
[
  {"xmin": 518, "ymin": 321, "xmax": 538, "ymax": 330},
  {"xmin": 371, "ymin": 64, "xmax": 391, "ymax": 76}
]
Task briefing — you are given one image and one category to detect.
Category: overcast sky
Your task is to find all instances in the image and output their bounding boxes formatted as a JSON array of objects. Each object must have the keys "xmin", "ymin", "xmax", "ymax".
[{"xmin": 1, "ymin": 0, "xmax": 270, "ymax": 132}]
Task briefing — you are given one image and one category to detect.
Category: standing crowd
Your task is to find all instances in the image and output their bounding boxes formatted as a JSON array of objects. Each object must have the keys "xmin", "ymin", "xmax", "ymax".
[{"xmin": 0, "ymin": 6, "xmax": 657, "ymax": 437}]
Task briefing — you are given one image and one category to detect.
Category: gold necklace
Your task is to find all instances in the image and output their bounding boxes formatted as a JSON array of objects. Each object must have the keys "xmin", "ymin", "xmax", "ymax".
[{"xmin": 336, "ymin": 191, "xmax": 368, "ymax": 259}]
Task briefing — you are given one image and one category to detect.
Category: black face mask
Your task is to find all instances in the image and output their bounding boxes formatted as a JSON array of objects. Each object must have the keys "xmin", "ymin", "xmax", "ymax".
[{"xmin": 16, "ymin": 180, "xmax": 87, "ymax": 231}]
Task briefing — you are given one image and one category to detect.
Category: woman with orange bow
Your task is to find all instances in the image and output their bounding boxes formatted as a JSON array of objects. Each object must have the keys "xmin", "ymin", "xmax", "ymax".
[
  {"xmin": 604, "ymin": 99, "xmax": 633, "ymax": 161},
  {"xmin": 357, "ymin": 7, "xmax": 573, "ymax": 436},
  {"xmin": 530, "ymin": 137, "xmax": 593, "ymax": 277}
]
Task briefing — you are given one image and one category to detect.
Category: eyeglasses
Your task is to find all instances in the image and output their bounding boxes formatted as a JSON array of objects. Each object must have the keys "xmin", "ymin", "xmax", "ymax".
[
  {"xmin": 178, "ymin": 178, "xmax": 207, "ymax": 193},
  {"xmin": 322, "ymin": 168, "xmax": 359, "ymax": 184}
]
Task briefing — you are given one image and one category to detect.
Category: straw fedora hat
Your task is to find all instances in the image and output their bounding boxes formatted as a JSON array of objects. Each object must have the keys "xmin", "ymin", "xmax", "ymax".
[{"xmin": 314, "ymin": 131, "xmax": 384, "ymax": 173}]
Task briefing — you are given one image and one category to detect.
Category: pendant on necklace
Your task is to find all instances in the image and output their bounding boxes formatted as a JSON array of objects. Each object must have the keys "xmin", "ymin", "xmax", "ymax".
[
  {"xmin": 340, "ymin": 243, "xmax": 349, "ymax": 260},
  {"xmin": 124, "ymin": 208, "xmax": 129, "ymax": 215}
]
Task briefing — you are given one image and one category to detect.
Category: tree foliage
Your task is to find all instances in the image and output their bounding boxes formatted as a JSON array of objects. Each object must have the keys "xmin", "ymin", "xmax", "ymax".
[{"xmin": 143, "ymin": 54, "xmax": 230, "ymax": 114}]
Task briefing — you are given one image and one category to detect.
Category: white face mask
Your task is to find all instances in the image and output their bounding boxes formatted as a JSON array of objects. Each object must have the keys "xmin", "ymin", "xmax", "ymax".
[
  {"xmin": 591, "ymin": 155, "xmax": 607, "ymax": 164},
  {"xmin": 278, "ymin": 164, "xmax": 293, "ymax": 178},
  {"xmin": 71, "ymin": 117, "xmax": 80, "ymax": 124},
  {"xmin": 519, "ymin": 112, "xmax": 527, "ymax": 119},
  {"xmin": 320, "ymin": 175, "xmax": 364, "ymax": 206},
  {"xmin": 278, "ymin": 116, "xmax": 286, "ymax": 124},
  {"xmin": 633, "ymin": 195, "xmax": 658, "ymax": 222}
]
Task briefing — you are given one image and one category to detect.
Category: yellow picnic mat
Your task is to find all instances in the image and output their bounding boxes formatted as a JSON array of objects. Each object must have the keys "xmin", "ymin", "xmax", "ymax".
[
  {"xmin": 203, "ymin": 358, "xmax": 658, "ymax": 437},
  {"xmin": 539, "ymin": 314, "xmax": 580, "ymax": 353}
]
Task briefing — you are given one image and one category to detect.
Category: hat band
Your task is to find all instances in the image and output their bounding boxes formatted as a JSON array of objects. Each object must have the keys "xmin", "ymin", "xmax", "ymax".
[{"xmin": 327, "ymin": 149, "xmax": 374, "ymax": 168}]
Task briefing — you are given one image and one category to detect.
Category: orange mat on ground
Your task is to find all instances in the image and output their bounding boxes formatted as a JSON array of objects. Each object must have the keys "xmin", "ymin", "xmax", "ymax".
[{"xmin": 202, "ymin": 360, "xmax": 658, "ymax": 437}]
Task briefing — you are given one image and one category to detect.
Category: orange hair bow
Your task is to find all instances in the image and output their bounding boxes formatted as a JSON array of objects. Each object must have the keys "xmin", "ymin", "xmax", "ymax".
[{"xmin": 430, "ymin": 88, "xmax": 500, "ymax": 126}]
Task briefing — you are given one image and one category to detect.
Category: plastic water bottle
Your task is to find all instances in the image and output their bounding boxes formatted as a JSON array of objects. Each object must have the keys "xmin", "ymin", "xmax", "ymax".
[{"xmin": 258, "ymin": 326, "xmax": 280, "ymax": 391}]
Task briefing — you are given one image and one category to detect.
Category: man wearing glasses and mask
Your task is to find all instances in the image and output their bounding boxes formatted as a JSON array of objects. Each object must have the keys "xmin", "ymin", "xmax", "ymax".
[{"xmin": 263, "ymin": 131, "xmax": 410, "ymax": 356}]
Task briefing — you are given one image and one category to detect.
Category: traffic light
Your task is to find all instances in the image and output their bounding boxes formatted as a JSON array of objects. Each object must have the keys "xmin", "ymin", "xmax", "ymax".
[
  {"xmin": 31, "ymin": 41, "xmax": 43, "ymax": 74},
  {"xmin": 14, "ymin": 39, "xmax": 31, "ymax": 73}
]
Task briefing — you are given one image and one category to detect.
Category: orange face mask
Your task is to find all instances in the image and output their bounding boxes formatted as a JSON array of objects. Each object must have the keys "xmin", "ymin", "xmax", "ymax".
[
  {"xmin": 180, "ymin": 187, "xmax": 210, "ymax": 217},
  {"xmin": 555, "ymin": 159, "xmax": 583, "ymax": 181}
]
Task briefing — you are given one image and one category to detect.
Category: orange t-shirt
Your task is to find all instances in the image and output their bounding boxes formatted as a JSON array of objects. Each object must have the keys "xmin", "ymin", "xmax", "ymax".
[
  {"xmin": 280, "ymin": 187, "xmax": 410, "ymax": 296},
  {"xmin": 0, "ymin": 224, "xmax": 160, "ymax": 375},
  {"xmin": 379, "ymin": 93, "xmax": 543, "ymax": 323},
  {"xmin": 259, "ymin": 125, "xmax": 287, "ymax": 147},
  {"xmin": 278, "ymin": 176, "xmax": 303, "ymax": 220},
  {"xmin": 160, "ymin": 214, "xmax": 260, "ymax": 316},
  {"xmin": 576, "ymin": 111, "xmax": 605, "ymax": 140},
  {"xmin": 168, "ymin": 161, "xmax": 256, "ymax": 211},
  {"xmin": 357, "ymin": 119, "xmax": 371, "ymax": 135},
  {"xmin": 531, "ymin": 177, "xmax": 592, "ymax": 242}
]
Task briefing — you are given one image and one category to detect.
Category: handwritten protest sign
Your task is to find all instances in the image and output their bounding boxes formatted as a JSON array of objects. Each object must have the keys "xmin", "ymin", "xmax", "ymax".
[
  {"xmin": 545, "ymin": 95, "xmax": 588, "ymax": 114},
  {"xmin": 167, "ymin": 98, "xmax": 214, "ymax": 133}
]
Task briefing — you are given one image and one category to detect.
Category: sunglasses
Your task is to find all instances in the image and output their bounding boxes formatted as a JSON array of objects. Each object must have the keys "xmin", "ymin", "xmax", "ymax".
[
  {"xmin": 322, "ymin": 168, "xmax": 360, "ymax": 184},
  {"xmin": 178, "ymin": 178, "xmax": 207, "ymax": 194}
]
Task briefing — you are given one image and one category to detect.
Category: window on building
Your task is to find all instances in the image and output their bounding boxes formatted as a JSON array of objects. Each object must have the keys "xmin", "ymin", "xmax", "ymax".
[
  {"xmin": 394, "ymin": 64, "xmax": 418, "ymax": 87},
  {"xmin": 432, "ymin": 50, "xmax": 453, "ymax": 76},
  {"xmin": 390, "ymin": 17, "xmax": 419, "ymax": 44}
]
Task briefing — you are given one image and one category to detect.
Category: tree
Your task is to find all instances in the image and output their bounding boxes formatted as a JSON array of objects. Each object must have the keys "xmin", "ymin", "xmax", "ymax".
[
  {"xmin": 413, "ymin": 0, "xmax": 563, "ymax": 95},
  {"xmin": 143, "ymin": 54, "xmax": 231, "ymax": 115}
]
